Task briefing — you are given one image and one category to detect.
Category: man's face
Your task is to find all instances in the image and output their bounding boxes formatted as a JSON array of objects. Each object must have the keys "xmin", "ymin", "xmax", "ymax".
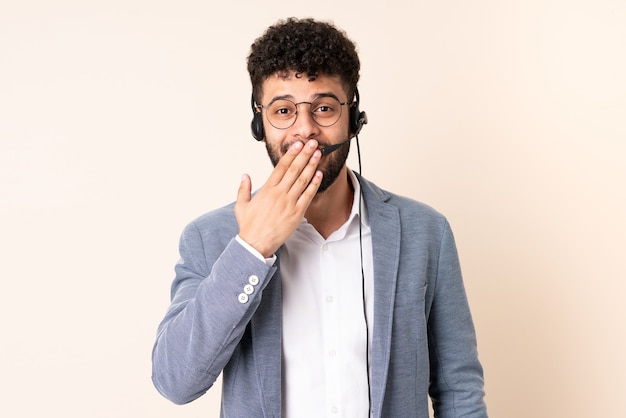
[{"xmin": 259, "ymin": 72, "xmax": 351, "ymax": 193}]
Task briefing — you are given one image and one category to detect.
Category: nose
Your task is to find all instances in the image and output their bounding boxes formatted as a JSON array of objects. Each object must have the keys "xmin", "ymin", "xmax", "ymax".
[{"xmin": 292, "ymin": 104, "xmax": 321, "ymax": 139}]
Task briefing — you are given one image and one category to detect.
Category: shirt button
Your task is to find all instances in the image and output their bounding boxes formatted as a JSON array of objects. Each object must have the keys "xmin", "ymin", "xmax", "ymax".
[
  {"xmin": 248, "ymin": 275, "xmax": 259, "ymax": 285},
  {"xmin": 331, "ymin": 406, "xmax": 339, "ymax": 414},
  {"xmin": 328, "ymin": 349, "xmax": 336, "ymax": 357},
  {"xmin": 326, "ymin": 295, "xmax": 334, "ymax": 303},
  {"xmin": 244, "ymin": 284, "xmax": 254, "ymax": 295},
  {"xmin": 238, "ymin": 293, "xmax": 249, "ymax": 304},
  {"xmin": 321, "ymin": 244, "xmax": 328, "ymax": 252}
]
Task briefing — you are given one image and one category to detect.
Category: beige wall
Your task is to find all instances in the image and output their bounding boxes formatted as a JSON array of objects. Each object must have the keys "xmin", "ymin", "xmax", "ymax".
[{"xmin": 1, "ymin": 1, "xmax": 624, "ymax": 417}]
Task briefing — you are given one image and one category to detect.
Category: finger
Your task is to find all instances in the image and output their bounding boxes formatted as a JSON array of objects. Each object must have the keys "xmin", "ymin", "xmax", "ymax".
[
  {"xmin": 265, "ymin": 140, "xmax": 305, "ymax": 186},
  {"xmin": 287, "ymin": 148, "xmax": 322, "ymax": 198},
  {"xmin": 280, "ymin": 140, "xmax": 320, "ymax": 189},
  {"xmin": 296, "ymin": 169, "xmax": 323, "ymax": 209}
]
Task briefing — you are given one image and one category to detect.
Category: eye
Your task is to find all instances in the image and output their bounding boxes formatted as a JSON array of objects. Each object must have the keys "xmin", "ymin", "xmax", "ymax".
[
  {"xmin": 269, "ymin": 100, "xmax": 296, "ymax": 119},
  {"xmin": 312, "ymin": 98, "xmax": 339, "ymax": 118},
  {"xmin": 316, "ymin": 105, "xmax": 332, "ymax": 113}
]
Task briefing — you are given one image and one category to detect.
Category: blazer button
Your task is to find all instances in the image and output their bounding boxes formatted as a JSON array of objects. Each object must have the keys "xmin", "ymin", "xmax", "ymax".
[
  {"xmin": 248, "ymin": 275, "xmax": 260, "ymax": 286},
  {"xmin": 238, "ymin": 293, "xmax": 249, "ymax": 304},
  {"xmin": 244, "ymin": 284, "xmax": 254, "ymax": 295}
]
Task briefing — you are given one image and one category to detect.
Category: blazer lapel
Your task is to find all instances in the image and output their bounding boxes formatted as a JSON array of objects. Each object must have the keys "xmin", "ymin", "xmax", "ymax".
[{"xmin": 359, "ymin": 174, "xmax": 401, "ymax": 417}]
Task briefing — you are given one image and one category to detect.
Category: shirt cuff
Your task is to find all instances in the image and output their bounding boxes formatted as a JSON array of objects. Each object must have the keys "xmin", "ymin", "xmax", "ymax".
[{"xmin": 235, "ymin": 235, "xmax": 276, "ymax": 266}]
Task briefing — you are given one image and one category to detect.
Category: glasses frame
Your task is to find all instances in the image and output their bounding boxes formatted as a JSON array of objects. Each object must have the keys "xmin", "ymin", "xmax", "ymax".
[{"xmin": 257, "ymin": 96, "xmax": 352, "ymax": 130}]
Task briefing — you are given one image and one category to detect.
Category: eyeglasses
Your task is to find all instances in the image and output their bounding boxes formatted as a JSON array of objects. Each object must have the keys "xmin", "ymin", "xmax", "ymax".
[{"xmin": 258, "ymin": 96, "xmax": 351, "ymax": 130}]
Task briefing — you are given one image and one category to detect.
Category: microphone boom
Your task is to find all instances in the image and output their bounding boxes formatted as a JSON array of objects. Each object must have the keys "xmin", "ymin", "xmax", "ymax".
[{"xmin": 320, "ymin": 138, "xmax": 351, "ymax": 156}]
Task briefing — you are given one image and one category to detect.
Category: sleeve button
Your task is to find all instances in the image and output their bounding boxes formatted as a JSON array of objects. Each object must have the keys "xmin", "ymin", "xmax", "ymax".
[{"xmin": 248, "ymin": 275, "xmax": 260, "ymax": 286}]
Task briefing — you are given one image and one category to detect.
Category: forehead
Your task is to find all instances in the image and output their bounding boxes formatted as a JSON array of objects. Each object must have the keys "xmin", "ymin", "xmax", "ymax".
[{"xmin": 260, "ymin": 72, "xmax": 348, "ymax": 103}]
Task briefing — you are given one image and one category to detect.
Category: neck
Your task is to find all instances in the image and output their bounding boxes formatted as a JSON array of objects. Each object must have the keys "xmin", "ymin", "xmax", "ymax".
[{"xmin": 305, "ymin": 167, "xmax": 354, "ymax": 239}]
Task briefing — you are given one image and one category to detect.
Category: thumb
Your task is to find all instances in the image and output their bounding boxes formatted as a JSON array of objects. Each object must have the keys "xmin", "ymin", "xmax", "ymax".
[{"xmin": 236, "ymin": 173, "xmax": 252, "ymax": 206}]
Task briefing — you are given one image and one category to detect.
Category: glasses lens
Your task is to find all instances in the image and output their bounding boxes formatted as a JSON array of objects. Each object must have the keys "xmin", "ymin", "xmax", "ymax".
[
  {"xmin": 265, "ymin": 97, "xmax": 343, "ymax": 129},
  {"xmin": 310, "ymin": 97, "xmax": 342, "ymax": 127},
  {"xmin": 266, "ymin": 100, "xmax": 297, "ymax": 129}
]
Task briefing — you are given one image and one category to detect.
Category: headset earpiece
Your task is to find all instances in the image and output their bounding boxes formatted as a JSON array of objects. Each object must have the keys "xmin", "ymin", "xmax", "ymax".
[
  {"xmin": 349, "ymin": 88, "xmax": 368, "ymax": 137},
  {"xmin": 250, "ymin": 95, "xmax": 264, "ymax": 141}
]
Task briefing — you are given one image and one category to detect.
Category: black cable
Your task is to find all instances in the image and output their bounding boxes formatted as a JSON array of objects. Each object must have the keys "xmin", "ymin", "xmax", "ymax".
[{"xmin": 355, "ymin": 134, "xmax": 371, "ymax": 416}]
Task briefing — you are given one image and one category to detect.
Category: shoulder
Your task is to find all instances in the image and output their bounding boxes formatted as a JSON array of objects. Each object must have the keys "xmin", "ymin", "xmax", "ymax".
[
  {"xmin": 189, "ymin": 201, "xmax": 237, "ymax": 228},
  {"xmin": 179, "ymin": 201, "xmax": 239, "ymax": 246},
  {"xmin": 358, "ymin": 174, "xmax": 448, "ymax": 225}
]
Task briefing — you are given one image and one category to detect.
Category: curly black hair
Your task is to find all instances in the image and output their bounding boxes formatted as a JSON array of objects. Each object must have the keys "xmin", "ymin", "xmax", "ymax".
[{"xmin": 247, "ymin": 17, "xmax": 360, "ymax": 103}]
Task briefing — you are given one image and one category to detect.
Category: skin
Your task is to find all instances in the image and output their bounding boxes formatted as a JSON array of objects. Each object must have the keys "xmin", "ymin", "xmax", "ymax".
[{"xmin": 235, "ymin": 72, "xmax": 355, "ymax": 257}]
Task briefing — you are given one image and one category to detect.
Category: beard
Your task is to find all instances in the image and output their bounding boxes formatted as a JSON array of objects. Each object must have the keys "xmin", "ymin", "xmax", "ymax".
[{"xmin": 266, "ymin": 139, "xmax": 350, "ymax": 194}]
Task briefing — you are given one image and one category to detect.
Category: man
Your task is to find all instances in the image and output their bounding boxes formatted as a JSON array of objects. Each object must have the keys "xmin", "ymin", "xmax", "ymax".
[{"xmin": 152, "ymin": 17, "xmax": 487, "ymax": 417}]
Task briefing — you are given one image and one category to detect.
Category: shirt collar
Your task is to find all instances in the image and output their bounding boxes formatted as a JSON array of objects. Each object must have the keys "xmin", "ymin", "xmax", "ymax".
[{"xmin": 347, "ymin": 168, "xmax": 370, "ymax": 228}]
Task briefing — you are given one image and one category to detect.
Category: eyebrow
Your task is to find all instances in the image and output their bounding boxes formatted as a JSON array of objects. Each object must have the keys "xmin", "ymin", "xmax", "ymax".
[{"xmin": 267, "ymin": 92, "xmax": 342, "ymax": 105}]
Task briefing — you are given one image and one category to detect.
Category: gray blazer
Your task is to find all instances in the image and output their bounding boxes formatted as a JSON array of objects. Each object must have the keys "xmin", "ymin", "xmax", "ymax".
[{"xmin": 152, "ymin": 174, "xmax": 487, "ymax": 417}]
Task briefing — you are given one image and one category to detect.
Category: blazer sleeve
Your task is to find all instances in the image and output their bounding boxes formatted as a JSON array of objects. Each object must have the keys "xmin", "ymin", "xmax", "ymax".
[
  {"xmin": 427, "ymin": 219, "xmax": 488, "ymax": 417},
  {"xmin": 151, "ymin": 220, "xmax": 277, "ymax": 405}
]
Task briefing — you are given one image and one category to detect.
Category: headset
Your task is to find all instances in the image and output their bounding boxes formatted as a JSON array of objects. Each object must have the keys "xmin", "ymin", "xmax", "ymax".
[{"xmin": 250, "ymin": 88, "xmax": 367, "ymax": 141}]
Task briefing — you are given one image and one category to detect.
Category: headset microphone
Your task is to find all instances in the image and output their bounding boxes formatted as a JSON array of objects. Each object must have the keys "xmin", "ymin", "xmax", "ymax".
[{"xmin": 320, "ymin": 138, "xmax": 351, "ymax": 156}]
